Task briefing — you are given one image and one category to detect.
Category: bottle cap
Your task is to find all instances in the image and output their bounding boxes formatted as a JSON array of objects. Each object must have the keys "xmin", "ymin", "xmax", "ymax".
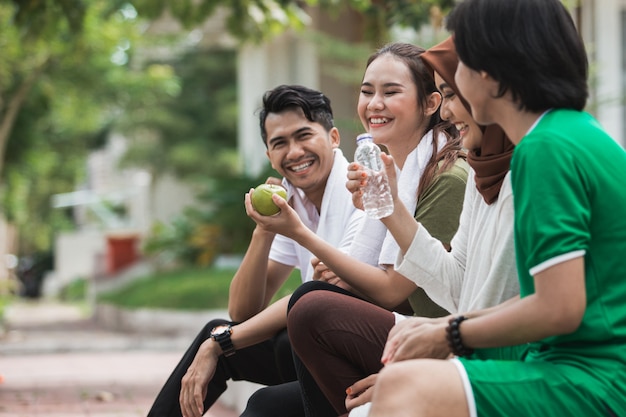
[{"xmin": 356, "ymin": 133, "xmax": 373, "ymax": 143}]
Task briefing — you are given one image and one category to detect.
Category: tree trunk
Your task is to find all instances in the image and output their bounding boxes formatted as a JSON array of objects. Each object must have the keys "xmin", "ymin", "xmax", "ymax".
[{"xmin": 0, "ymin": 62, "xmax": 48, "ymax": 184}]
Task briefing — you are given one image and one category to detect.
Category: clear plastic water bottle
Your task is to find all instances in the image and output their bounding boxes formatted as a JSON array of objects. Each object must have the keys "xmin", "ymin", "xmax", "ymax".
[{"xmin": 354, "ymin": 133, "xmax": 394, "ymax": 219}]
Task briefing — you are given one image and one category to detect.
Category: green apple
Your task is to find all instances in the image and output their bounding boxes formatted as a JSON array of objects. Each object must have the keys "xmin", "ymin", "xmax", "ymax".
[{"xmin": 251, "ymin": 184, "xmax": 287, "ymax": 216}]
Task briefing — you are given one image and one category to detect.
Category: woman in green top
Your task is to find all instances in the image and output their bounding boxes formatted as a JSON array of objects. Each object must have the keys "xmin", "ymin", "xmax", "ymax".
[
  {"xmin": 362, "ymin": 1, "xmax": 626, "ymax": 417},
  {"xmin": 245, "ymin": 42, "xmax": 467, "ymax": 416}
]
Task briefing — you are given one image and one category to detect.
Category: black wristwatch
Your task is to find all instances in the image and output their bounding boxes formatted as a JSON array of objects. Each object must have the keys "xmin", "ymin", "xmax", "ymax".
[{"xmin": 210, "ymin": 324, "xmax": 236, "ymax": 357}]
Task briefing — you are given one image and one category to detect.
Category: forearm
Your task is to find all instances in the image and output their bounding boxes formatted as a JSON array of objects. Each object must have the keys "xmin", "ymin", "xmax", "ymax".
[
  {"xmin": 461, "ymin": 258, "xmax": 585, "ymax": 349},
  {"xmin": 460, "ymin": 295, "xmax": 563, "ymax": 348},
  {"xmin": 379, "ymin": 200, "xmax": 420, "ymax": 255},
  {"xmin": 228, "ymin": 227, "xmax": 276, "ymax": 320},
  {"xmin": 459, "ymin": 296, "xmax": 518, "ymax": 319},
  {"xmin": 230, "ymin": 296, "xmax": 290, "ymax": 351},
  {"xmin": 292, "ymin": 227, "xmax": 415, "ymax": 309},
  {"xmin": 194, "ymin": 296, "xmax": 290, "ymax": 385}
]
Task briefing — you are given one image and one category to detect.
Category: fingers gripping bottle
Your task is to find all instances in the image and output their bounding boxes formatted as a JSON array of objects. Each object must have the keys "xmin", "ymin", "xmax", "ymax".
[{"xmin": 354, "ymin": 133, "xmax": 394, "ymax": 219}]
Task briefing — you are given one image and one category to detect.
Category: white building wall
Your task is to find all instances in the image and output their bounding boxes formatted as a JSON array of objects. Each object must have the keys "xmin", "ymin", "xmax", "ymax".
[
  {"xmin": 49, "ymin": 230, "xmax": 107, "ymax": 295},
  {"xmin": 149, "ymin": 174, "xmax": 197, "ymax": 226}
]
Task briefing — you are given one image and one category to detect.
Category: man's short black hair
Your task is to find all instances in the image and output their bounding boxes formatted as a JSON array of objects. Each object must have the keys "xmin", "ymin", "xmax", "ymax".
[
  {"xmin": 447, "ymin": 0, "xmax": 588, "ymax": 112},
  {"xmin": 259, "ymin": 85, "xmax": 334, "ymax": 146}
]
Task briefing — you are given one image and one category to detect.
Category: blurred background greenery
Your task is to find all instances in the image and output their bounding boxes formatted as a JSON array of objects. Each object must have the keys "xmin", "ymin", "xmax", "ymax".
[{"xmin": 0, "ymin": 0, "xmax": 597, "ymax": 313}]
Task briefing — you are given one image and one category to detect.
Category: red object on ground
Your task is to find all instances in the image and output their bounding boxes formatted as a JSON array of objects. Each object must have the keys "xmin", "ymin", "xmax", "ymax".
[{"xmin": 106, "ymin": 233, "xmax": 139, "ymax": 275}]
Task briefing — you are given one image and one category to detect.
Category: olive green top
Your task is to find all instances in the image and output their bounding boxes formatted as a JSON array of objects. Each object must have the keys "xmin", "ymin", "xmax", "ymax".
[{"xmin": 408, "ymin": 158, "xmax": 469, "ymax": 318}]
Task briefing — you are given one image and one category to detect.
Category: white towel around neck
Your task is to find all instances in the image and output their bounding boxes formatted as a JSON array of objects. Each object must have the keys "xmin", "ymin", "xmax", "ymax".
[
  {"xmin": 348, "ymin": 130, "xmax": 446, "ymax": 267},
  {"xmin": 378, "ymin": 130, "xmax": 446, "ymax": 266}
]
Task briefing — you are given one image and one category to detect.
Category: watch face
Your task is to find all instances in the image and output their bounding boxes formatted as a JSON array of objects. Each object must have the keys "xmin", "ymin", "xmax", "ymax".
[{"xmin": 211, "ymin": 324, "xmax": 232, "ymax": 336}]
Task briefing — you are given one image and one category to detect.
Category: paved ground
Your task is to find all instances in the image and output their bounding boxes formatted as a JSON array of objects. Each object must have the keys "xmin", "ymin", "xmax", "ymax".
[{"xmin": 0, "ymin": 300, "xmax": 238, "ymax": 417}]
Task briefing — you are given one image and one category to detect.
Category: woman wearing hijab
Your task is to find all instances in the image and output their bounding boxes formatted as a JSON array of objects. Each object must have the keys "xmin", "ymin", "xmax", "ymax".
[{"xmin": 286, "ymin": 37, "xmax": 521, "ymax": 417}]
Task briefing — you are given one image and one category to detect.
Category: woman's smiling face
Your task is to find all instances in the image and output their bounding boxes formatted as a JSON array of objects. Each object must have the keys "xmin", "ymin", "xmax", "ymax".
[
  {"xmin": 434, "ymin": 71, "xmax": 482, "ymax": 151},
  {"xmin": 357, "ymin": 54, "xmax": 428, "ymax": 151}
]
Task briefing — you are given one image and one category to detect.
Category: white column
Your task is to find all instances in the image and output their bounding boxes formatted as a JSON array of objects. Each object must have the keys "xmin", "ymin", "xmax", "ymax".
[
  {"xmin": 592, "ymin": 0, "xmax": 624, "ymax": 146},
  {"xmin": 237, "ymin": 44, "xmax": 270, "ymax": 177}
]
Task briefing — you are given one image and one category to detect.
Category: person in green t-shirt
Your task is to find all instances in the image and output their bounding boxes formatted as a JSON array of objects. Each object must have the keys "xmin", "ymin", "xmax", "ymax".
[{"xmin": 357, "ymin": 1, "xmax": 626, "ymax": 417}]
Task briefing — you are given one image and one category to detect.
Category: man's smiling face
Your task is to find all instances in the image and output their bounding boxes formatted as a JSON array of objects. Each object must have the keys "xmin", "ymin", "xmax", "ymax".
[{"xmin": 264, "ymin": 108, "xmax": 339, "ymax": 200}]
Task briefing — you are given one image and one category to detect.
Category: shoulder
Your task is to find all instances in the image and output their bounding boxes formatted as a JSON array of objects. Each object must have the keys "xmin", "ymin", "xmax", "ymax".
[
  {"xmin": 420, "ymin": 158, "xmax": 468, "ymax": 202},
  {"xmin": 434, "ymin": 158, "xmax": 470, "ymax": 187}
]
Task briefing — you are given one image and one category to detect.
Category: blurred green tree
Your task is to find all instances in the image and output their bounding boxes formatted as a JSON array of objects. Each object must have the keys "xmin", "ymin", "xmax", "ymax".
[
  {"xmin": 127, "ymin": 0, "xmax": 456, "ymax": 44},
  {"xmin": 0, "ymin": 0, "xmax": 456, "ymax": 257},
  {"xmin": 0, "ymin": 0, "xmax": 178, "ymax": 253},
  {"xmin": 118, "ymin": 48, "xmax": 238, "ymax": 182}
]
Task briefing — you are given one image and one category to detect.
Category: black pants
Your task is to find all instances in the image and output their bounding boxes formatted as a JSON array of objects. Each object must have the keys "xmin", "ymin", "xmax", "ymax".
[{"xmin": 147, "ymin": 318, "xmax": 304, "ymax": 417}]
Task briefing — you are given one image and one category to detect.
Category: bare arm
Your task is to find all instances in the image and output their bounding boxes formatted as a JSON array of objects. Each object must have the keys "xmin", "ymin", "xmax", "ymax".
[
  {"xmin": 347, "ymin": 153, "xmax": 418, "ymax": 256},
  {"xmin": 181, "ymin": 296, "xmax": 291, "ymax": 417},
  {"xmin": 228, "ymin": 198, "xmax": 294, "ymax": 322},
  {"xmin": 382, "ymin": 258, "xmax": 585, "ymax": 363},
  {"xmin": 462, "ymin": 257, "xmax": 586, "ymax": 348},
  {"xmin": 229, "ymin": 295, "xmax": 291, "ymax": 351},
  {"xmin": 246, "ymin": 193, "xmax": 417, "ymax": 309}
]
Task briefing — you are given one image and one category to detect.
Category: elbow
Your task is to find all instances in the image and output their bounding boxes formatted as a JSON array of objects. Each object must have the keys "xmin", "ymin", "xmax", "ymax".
[
  {"xmin": 228, "ymin": 306, "xmax": 243, "ymax": 322},
  {"xmin": 353, "ymin": 289, "xmax": 396, "ymax": 311},
  {"xmin": 547, "ymin": 302, "xmax": 585, "ymax": 336},
  {"xmin": 227, "ymin": 298, "xmax": 238, "ymax": 320},
  {"xmin": 228, "ymin": 288, "xmax": 265, "ymax": 322},
  {"xmin": 229, "ymin": 304, "xmax": 257, "ymax": 323},
  {"xmin": 377, "ymin": 292, "xmax": 411, "ymax": 311}
]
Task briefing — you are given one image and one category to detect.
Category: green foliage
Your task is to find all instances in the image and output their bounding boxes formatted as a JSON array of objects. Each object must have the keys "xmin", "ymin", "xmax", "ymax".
[
  {"xmin": 361, "ymin": 0, "xmax": 455, "ymax": 42},
  {"xmin": 0, "ymin": 276, "xmax": 19, "ymax": 324},
  {"xmin": 0, "ymin": 0, "xmax": 455, "ymax": 257},
  {"xmin": 130, "ymin": 0, "xmax": 311, "ymax": 42},
  {"xmin": 119, "ymin": 48, "xmax": 238, "ymax": 181},
  {"xmin": 97, "ymin": 266, "xmax": 302, "ymax": 310},
  {"xmin": 124, "ymin": 0, "xmax": 455, "ymax": 44},
  {"xmin": 142, "ymin": 216, "xmax": 221, "ymax": 268},
  {"xmin": 0, "ymin": 0, "xmax": 178, "ymax": 253},
  {"xmin": 142, "ymin": 163, "xmax": 280, "ymax": 268},
  {"xmin": 59, "ymin": 277, "xmax": 89, "ymax": 302}
]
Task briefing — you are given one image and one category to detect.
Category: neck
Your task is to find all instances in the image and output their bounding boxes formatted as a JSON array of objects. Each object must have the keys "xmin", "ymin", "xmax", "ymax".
[
  {"xmin": 386, "ymin": 130, "xmax": 426, "ymax": 169},
  {"xmin": 498, "ymin": 110, "xmax": 545, "ymax": 145},
  {"xmin": 305, "ymin": 181, "xmax": 327, "ymax": 214},
  {"xmin": 489, "ymin": 94, "xmax": 545, "ymax": 145}
]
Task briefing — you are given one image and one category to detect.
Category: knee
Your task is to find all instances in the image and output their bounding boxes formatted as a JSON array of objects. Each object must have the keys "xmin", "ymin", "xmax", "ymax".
[
  {"xmin": 287, "ymin": 290, "xmax": 329, "ymax": 338},
  {"xmin": 199, "ymin": 318, "xmax": 232, "ymax": 339},
  {"xmin": 240, "ymin": 386, "xmax": 291, "ymax": 417},
  {"xmin": 371, "ymin": 362, "xmax": 421, "ymax": 408},
  {"xmin": 288, "ymin": 280, "xmax": 335, "ymax": 311},
  {"xmin": 376, "ymin": 360, "xmax": 448, "ymax": 401},
  {"xmin": 377, "ymin": 362, "xmax": 415, "ymax": 388},
  {"xmin": 241, "ymin": 388, "xmax": 272, "ymax": 417}
]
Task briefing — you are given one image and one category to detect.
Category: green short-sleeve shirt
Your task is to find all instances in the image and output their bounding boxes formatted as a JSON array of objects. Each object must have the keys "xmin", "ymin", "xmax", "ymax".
[
  {"xmin": 512, "ymin": 110, "xmax": 626, "ymax": 356},
  {"xmin": 468, "ymin": 109, "xmax": 626, "ymax": 415}
]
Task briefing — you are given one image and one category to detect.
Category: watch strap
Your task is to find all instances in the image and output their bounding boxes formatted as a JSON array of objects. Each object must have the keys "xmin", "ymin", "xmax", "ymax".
[{"xmin": 213, "ymin": 327, "xmax": 236, "ymax": 357}]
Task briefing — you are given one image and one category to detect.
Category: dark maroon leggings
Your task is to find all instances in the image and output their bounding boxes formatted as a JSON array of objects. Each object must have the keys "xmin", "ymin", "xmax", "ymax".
[{"xmin": 287, "ymin": 281, "xmax": 395, "ymax": 416}]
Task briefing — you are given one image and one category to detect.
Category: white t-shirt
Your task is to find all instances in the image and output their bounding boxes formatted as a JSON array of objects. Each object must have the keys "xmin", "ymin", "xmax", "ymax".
[
  {"xmin": 395, "ymin": 170, "xmax": 519, "ymax": 313},
  {"xmin": 268, "ymin": 148, "xmax": 365, "ymax": 282}
]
